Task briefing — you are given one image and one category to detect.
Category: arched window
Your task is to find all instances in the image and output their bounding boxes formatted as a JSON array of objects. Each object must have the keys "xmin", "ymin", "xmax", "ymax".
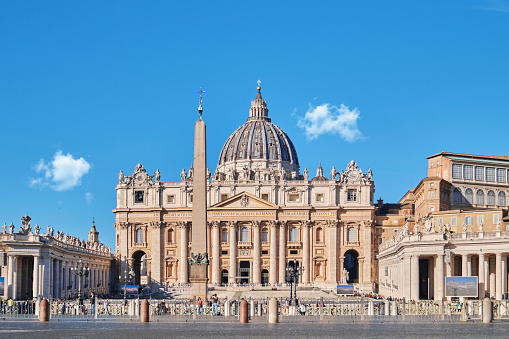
[
  {"xmin": 465, "ymin": 188, "xmax": 473, "ymax": 204},
  {"xmin": 453, "ymin": 188, "xmax": 462, "ymax": 203},
  {"xmin": 261, "ymin": 229, "xmax": 268, "ymax": 242},
  {"xmin": 347, "ymin": 227, "xmax": 356, "ymax": 242},
  {"xmin": 240, "ymin": 227, "xmax": 249, "ymax": 242},
  {"xmin": 167, "ymin": 229, "xmax": 174, "ymax": 243},
  {"xmin": 289, "ymin": 227, "xmax": 298, "ymax": 242},
  {"xmin": 316, "ymin": 227, "xmax": 323, "ymax": 242},
  {"xmin": 221, "ymin": 229, "xmax": 228, "ymax": 243},
  {"xmin": 476, "ymin": 189, "xmax": 485, "ymax": 205},
  {"xmin": 136, "ymin": 228, "xmax": 144, "ymax": 244},
  {"xmin": 499, "ymin": 191, "xmax": 506, "ymax": 206},
  {"xmin": 487, "ymin": 190, "xmax": 495, "ymax": 205}
]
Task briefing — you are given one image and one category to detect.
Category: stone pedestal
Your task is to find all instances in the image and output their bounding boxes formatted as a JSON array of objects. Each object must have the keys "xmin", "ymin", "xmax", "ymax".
[{"xmin": 190, "ymin": 264, "xmax": 208, "ymax": 301}]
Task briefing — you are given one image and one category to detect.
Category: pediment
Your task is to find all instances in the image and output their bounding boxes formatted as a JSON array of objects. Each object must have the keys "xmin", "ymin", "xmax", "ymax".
[{"xmin": 210, "ymin": 192, "xmax": 278, "ymax": 209}]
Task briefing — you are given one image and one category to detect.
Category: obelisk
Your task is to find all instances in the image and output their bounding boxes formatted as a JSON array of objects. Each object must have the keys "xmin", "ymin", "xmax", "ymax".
[{"xmin": 189, "ymin": 87, "xmax": 209, "ymax": 301}]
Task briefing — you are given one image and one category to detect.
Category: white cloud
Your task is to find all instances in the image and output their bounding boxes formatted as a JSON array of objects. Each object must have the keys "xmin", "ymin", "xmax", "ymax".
[
  {"xmin": 85, "ymin": 192, "xmax": 94, "ymax": 205},
  {"xmin": 29, "ymin": 151, "xmax": 91, "ymax": 191},
  {"xmin": 297, "ymin": 103, "xmax": 364, "ymax": 142}
]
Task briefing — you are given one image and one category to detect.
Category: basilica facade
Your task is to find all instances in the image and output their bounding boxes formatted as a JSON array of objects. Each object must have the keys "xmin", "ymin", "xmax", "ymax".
[{"xmin": 114, "ymin": 86, "xmax": 376, "ymax": 291}]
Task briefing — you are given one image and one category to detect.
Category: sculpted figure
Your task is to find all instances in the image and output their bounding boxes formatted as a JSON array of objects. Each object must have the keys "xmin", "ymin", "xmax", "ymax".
[
  {"xmin": 207, "ymin": 168, "xmax": 211, "ymax": 181},
  {"xmin": 462, "ymin": 221, "xmax": 468, "ymax": 233},
  {"xmin": 444, "ymin": 223, "xmax": 451, "ymax": 233},
  {"xmin": 331, "ymin": 166, "xmax": 337, "ymax": 180},
  {"xmin": 367, "ymin": 168, "xmax": 373, "ymax": 180},
  {"xmin": 496, "ymin": 220, "xmax": 502, "ymax": 231},
  {"xmin": 9, "ymin": 223, "xmax": 14, "ymax": 234},
  {"xmin": 154, "ymin": 169, "xmax": 161, "ymax": 182},
  {"xmin": 303, "ymin": 168, "xmax": 309, "ymax": 181},
  {"xmin": 118, "ymin": 170, "xmax": 124, "ymax": 184},
  {"xmin": 180, "ymin": 169, "xmax": 187, "ymax": 181},
  {"xmin": 2, "ymin": 223, "xmax": 6, "ymax": 234},
  {"xmin": 478, "ymin": 222, "xmax": 483, "ymax": 233},
  {"xmin": 341, "ymin": 268, "xmax": 349, "ymax": 284}
]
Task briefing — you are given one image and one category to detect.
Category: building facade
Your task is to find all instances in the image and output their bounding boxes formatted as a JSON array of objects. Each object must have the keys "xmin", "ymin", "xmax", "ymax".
[
  {"xmin": 114, "ymin": 86, "xmax": 377, "ymax": 291},
  {"xmin": 0, "ymin": 216, "xmax": 113, "ymax": 300}
]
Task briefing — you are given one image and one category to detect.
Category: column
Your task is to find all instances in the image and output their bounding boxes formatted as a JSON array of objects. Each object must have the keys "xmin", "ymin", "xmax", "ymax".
[
  {"xmin": 32, "ymin": 256, "xmax": 40, "ymax": 299},
  {"xmin": 403, "ymin": 255, "xmax": 411, "ymax": 299},
  {"xmin": 229, "ymin": 221, "xmax": 237, "ymax": 284},
  {"xmin": 467, "ymin": 255, "xmax": 472, "ymax": 276},
  {"xmin": 211, "ymin": 222, "xmax": 220, "ymax": 284},
  {"xmin": 151, "ymin": 222, "xmax": 162, "ymax": 288},
  {"xmin": 503, "ymin": 255, "xmax": 507, "ymax": 299},
  {"xmin": 119, "ymin": 223, "xmax": 129, "ymax": 275},
  {"xmin": 411, "ymin": 255, "xmax": 419, "ymax": 301},
  {"xmin": 328, "ymin": 221, "xmax": 338, "ymax": 284},
  {"xmin": 179, "ymin": 222, "xmax": 188, "ymax": 283},
  {"xmin": 252, "ymin": 221, "xmax": 261, "ymax": 285},
  {"xmin": 302, "ymin": 221, "xmax": 310, "ymax": 284},
  {"xmin": 479, "ymin": 253, "xmax": 485, "ymax": 299},
  {"xmin": 279, "ymin": 221, "xmax": 287, "ymax": 284},
  {"xmin": 7, "ymin": 255, "xmax": 14, "ymax": 299},
  {"xmin": 462, "ymin": 254, "xmax": 468, "ymax": 277},
  {"xmin": 434, "ymin": 253, "xmax": 444, "ymax": 300},
  {"xmin": 62, "ymin": 261, "xmax": 68, "ymax": 299},
  {"xmin": 496, "ymin": 253, "xmax": 502, "ymax": 300},
  {"xmin": 269, "ymin": 221, "xmax": 277, "ymax": 285}
]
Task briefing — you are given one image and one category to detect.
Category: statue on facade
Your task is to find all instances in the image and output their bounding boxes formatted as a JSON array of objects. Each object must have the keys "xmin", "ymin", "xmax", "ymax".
[
  {"xmin": 478, "ymin": 221, "xmax": 484, "ymax": 233},
  {"xmin": 496, "ymin": 220, "xmax": 502, "ymax": 231},
  {"xmin": 341, "ymin": 268, "xmax": 349, "ymax": 284},
  {"xmin": 462, "ymin": 221, "xmax": 468, "ymax": 233},
  {"xmin": 331, "ymin": 166, "xmax": 337, "ymax": 180},
  {"xmin": 206, "ymin": 168, "xmax": 211, "ymax": 181},
  {"xmin": 180, "ymin": 169, "xmax": 187, "ymax": 181},
  {"xmin": 303, "ymin": 168, "xmax": 309, "ymax": 181},
  {"xmin": 281, "ymin": 167, "xmax": 286, "ymax": 180},
  {"xmin": 154, "ymin": 169, "xmax": 161, "ymax": 182},
  {"xmin": 9, "ymin": 223, "xmax": 14, "ymax": 234},
  {"xmin": 444, "ymin": 223, "xmax": 451, "ymax": 234},
  {"xmin": 367, "ymin": 168, "xmax": 373, "ymax": 181},
  {"xmin": 2, "ymin": 223, "xmax": 6, "ymax": 234},
  {"xmin": 118, "ymin": 170, "xmax": 124, "ymax": 184},
  {"xmin": 34, "ymin": 224, "xmax": 40, "ymax": 235},
  {"xmin": 20, "ymin": 215, "xmax": 32, "ymax": 234}
]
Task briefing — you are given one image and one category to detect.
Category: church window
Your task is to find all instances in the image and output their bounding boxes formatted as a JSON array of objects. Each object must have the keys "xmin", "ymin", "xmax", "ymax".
[
  {"xmin": 221, "ymin": 194, "xmax": 229, "ymax": 202},
  {"xmin": 347, "ymin": 189, "xmax": 357, "ymax": 202},
  {"xmin": 475, "ymin": 166, "xmax": 484, "ymax": 181},
  {"xmin": 465, "ymin": 216, "xmax": 473, "ymax": 225},
  {"xmin": 452, "ymin": 164, "xmax": 462, "ymax": 179},
  {"xmin": 167, "ymin": 195, "xmax": 175, "ymax": 204},
  {"xmin": 451, "ymin": 217, "xmax": 457, "ymax": 226},
  {"xmin": 135, "ymin": 228, "xmax": 144, "ymax": 244},
  {"xmin": 189, "ymin": 194, "xmax": 193, "ymax": 203},
  {"xmin": 316, "ymin": 227, "xmax": 323, "ymax": 242},
  {"xmin": 347, "ymin": 227, "xmax": 356, "ymax": 242},
  {"xmin": 135, "ymin": 191, "xmax": 144, "ymax": 203},
  {"xmin": 240, "ymin": 227, "xmax": 249, "ymax": 242},
  {"xmin": 478, "ymin": 215, "xmax": 484, "ymax": 225},
  {"xmin": 499, "ymin": 191, "xmax": 506, "ymax": 206},
  {"xmin": 486, "ymin": 167, "xmax": 495, "ymax": 182},
  {"xmin": 497, "ymin": 169, "xmax": 506, "ymax": 183},
  {"xmin": 261, "ymin": 193, "xmax": 269, "ymax": 201},
  {"xmin": 316, "ymin": 193, "xmax": 324, "ymax": 202},
  {"xmin": 487, "ymin": 190, "xmax": 495, "ymax": 205},
  {"xmin": 221, "ymin": 229, "xmax": 228, "ymax": 243},
  {"xmin": 463, "ymin": 165, "xmax": 473, "ymax": 180},
  {"xmin": 465, "ymin": 188, "xmax": 473, "ymax": 203},
  {"xmin": 167, "ymin": 229, "xmax": 174, "ymax": 243},
  {"xmin": 476, "ymin": 189, "xmax": 485, "ymax": 205},
  {"xmin": 453, "ymin": 188, "xmax": 462, "ymax": 203},
  {"xmin": 289, "ymin": 227, "xmax": 298, "ymax": 242},
  {"xmin": 289, "ymin": 193, "xmax": 300, "ymax": 202},
  {"xmin": 262, "ymin": 230, "xmax": 268, "ymax": 242}
]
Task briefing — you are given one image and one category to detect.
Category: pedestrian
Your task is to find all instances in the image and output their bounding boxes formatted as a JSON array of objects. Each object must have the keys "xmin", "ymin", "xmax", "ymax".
[
  {"xmin": 299, "ymin": 303, "xmax": 306, "ymax": 315},
  {"xmin": 7, "ymin": 298, "xmax": 14, "ymax": 313},
  {"xmin": 285, "ymin": 298, "xmax": 290, "ymax": 315},
  {"xmin": 197, "ymin": 297, "xmax": 203, "ymax": 315},
  {"xmin": 212, "ymin": 294, "xmax": 218, "ymax": 315},
  {"xmin": 104, "ymin": 299, "xmax": 110, "ymax": 315},
  {"xmin": 90, "ymin": 292, "xmax": 96, "ymax": 315}
]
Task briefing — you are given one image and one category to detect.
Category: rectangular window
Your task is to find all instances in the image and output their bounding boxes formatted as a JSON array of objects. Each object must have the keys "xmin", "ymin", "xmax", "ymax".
[
  {"xmin": 261, "ymin": 193, "xmax": 269, "ymax": 201},
  {"xmin": 221, "ymin": 232, "xmax": 228, "ymax": 243},
  {"xmin": 478, "ymin": 215, "xmax": 484, "ymax": 224},
  {"xmin": 220, "ymin": 194, "xmax": 229, "ymax": 202},
  {"xmin": 262, "ymin": 231, "xmax": 268, "ymax": 242},
  {"xmin": 290, "ymin": 250, "xmax": 298, "ymax": 255},
  {"xmin": 497, "ymin": 169, "xmax": 506, "ymax": 183},
  {"xmin": 167, "ymin": 195, "xmax": 175, "ymax": 204},
  {"xmin": 494, "ymin": 214, "xmax": 500, "ymax": 224},
  {"xmin": 436, "ymin": 218, "xmax": 443, "ymax": 225},
  {"xmin": 189, "ymin": 194, "xmax": 193, "ymax": 203},
  {"xmin": 475, "ymin": 166, "xmax": 484, "ymax": 181},
  {"xmin": 430, "ymin": 207, "xmax": 435, "ymax": 212},
  {"xmin": 316, "ymin": 193, "xmax": 324, "ymax": 202},
  {"xmin": 451, "ymin": 217, "xmax": 457, "ymax": 226},
  {"xmin": 135, "ymin": 191, "xmax": 144, "ymax": 203},
  {"xmin": 452, "ymin": 164, "xmax": 462, "ymax": 179},
  {"xmin": 465, "ymin": 216, "xmax": 473, "ymax": 225},
  {"xmin": 261, "ymin": 250, "xmax": 269, "ymax": 255},
  {"xmin": 347, "ymin": 189, "xmax": 357, "ymax": 202},
  {"xmin": 221, "ymin": 250, "xmax": 228, "ymax": 255},
  {"xmin": 486, "ymin": 167, "xmax": 495, "ymax": 182},
  {"xmin": 288, "ymin": 193, "xmax": 300, "ymax": 202},
  {"xmin": 463, "ymin": 165, "xmax": 473, "ymax": 180}
]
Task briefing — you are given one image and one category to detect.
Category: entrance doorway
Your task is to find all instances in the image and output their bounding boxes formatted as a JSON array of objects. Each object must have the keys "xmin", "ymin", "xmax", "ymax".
[
  {"xmin": 344, "ymin": 250, "xmax": 359, "ymax": 283},
  {"xmin": 221, "ymin": 270, "xmax": 228, "ymax": 285},
  {"xmin": 261, "ymin": 269, "xmax": 269, "ymax": 285},
  {"xmin": 132, "ymin": 251, "xmax": 147, "ymax": 286},
  {"xmin": 287, "ymin": 261, "xmax": 300, "ymax": 284},
  {"xmin": 239, "ymin": 261, "xmax": 250, "ymax": 284},
  {"xmin": 419, "ymin": 258, "xmax": 429, "ymax": 300},
  {"xmin": 20, "ymin": 257, "xmax": 34, "ymax": 300}
]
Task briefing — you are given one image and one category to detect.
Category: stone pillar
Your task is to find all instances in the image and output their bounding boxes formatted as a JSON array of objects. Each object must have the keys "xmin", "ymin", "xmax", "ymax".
[
  {"xmin": 462, "ymin": 254, "xmax": 468, "ymax": 277},
  {"xmin": 279, "ymin": 221, "xmax": 287, "ymax": 284},
  {"xmin": 33, "ymin": 255, "xmax": 40, "ymax": 300},
  {"xmin": 211, "ymin": 222, "xmax": 220, "ymax": 284},
  {"xmin": 179, "ymin": 222, "xmax": 188, "ymax": 283},
  {"xmin": 467, "ymin": 255, "xmax": 472, "ymax": 276},
  {"xmin": 411, "ymin": 255, "xmax": 419, "ymax": 301},
  {"xmin": 269, "ymin": 221, "xmax": 277, "ymax": 285},
  {"xmin": 252, "ymin": 221, "xmax": 261, "ymax": 285},
  {"xmin": 302, "ymin": 221, "xmax": 310, "ymax": 284},
  {"xmin": 229, "ymin": 221, "xmax": 237, "ymax": 284},
  {"xmin": 434, "ymin": 254, "xmax": 444, "ymax": 300},
  {"xmin": 119, "ymin": 223, "xmax": 129, "ymax": 275},
  {"xmin": 7, "ymin": 254, "xmax": 14, "ymax": 299},
  {"xmin": 402, "ymin": 255, "xmax": 411, "ymax": 299},
  {"xmin": 496, "ymin": 253, "xmax": 503, "ymax": 300},
  {"xmin": 328, "ymin": 221, "xmax": 338, "ymax": 284},
  {"xmin": 151, "ymin": 222, "xmax": 162, "ymax": 288},
  {"xmin": 479, "ymin": 253, "xmax": 485, "ymax": 299},
  {"xmin": 503, "ymin": 255, "xmax": 507, "ymax": 299}
]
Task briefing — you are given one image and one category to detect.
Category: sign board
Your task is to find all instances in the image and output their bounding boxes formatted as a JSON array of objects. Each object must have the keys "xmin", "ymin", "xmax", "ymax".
[
  {"xmin": 0, "ymin": 277, "xmax": 4, "ymax": 297},
  {"xmin": 337, "ymin": 284, "xmax": 355, "ymax": 295},
  {"xmin": 445, "ymin": 276, "xmax": 478, "ymax": 298},
  {"xmin": 121, "ymin": 285, "xmax": 139, "ymax": 295}
]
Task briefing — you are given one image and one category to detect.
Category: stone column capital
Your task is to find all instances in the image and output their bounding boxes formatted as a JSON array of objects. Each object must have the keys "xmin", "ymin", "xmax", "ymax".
[
  {"xmin": 326, "ymin": 219, "xmax": 340, "ymax": 228},
  {"xmin": 302, "ymin": 220, "xmax": 312, "ymax": 228},
  {"xmin": 209, "ymin": 221, "xmax": 220, "ymax": 228},
  {"xmin": 177, "ymin": 221, "xmax": 189, "ymax": 229},
  {"xmin": 149, "ymin": 221, "xmax": 163, "ymax": 228},
  {"xmin": 228, "ymin": 220, "xmax": 237, "ymax": 228},
  {"xmin": 268, "ymin": 220, "xmax": 278, "ymax": 228}
]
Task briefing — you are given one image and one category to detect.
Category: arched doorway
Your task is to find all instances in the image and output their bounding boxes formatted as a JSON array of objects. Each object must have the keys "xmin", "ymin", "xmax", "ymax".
[
  {"xmin": 287, "ymin": 261, "xmax": 300, "ymax": 284},
  {"xmin": 343, "ymin": 250, "xmax": 359, "ymax": 283},
  {"xmin": 221, "ymin": 269, "xmax": 228, "ymax": 285},
  {"xmin": 261, "ymin": 269, "xmax": 269, "ymax": 285},
  {"xmin": 132, "ymin": 251, "xmax": 147, "ymax": 286}
]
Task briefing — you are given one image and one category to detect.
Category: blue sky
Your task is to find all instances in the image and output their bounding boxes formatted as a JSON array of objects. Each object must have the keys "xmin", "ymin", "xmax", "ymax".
[{"xmin": 1, "ymin": 1, "xmax": 508, "ymax": 250}]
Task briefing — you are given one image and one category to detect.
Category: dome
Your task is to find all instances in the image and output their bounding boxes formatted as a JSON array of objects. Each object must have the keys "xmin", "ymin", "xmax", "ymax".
[{"xmin": 216, "ymin": 85, "xmax": 299, "ymax": 175}]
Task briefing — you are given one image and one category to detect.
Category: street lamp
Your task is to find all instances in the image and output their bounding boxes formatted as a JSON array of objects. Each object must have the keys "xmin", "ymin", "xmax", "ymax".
[
  {"xmin": 285, "ymin": 259, "xmax": 304, "ymax": 306},
  {"xmin": 71, "ymin": 259, "xmax": 90, "ymax": 305},
  {"xmin": 119, "ymin": 267, "xmax": 134, "ymax": 304}
]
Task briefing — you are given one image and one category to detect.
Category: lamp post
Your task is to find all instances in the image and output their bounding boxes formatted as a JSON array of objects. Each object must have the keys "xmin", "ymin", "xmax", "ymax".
[
  {"xmin": 285, "ymin": 259, "xmax": 304, "ymax": 306},
  {"xmin": 71, "ymin": 259, "xmax": 90, "ymax": 305},
  {"xmin": 119, "ymin": 268, "xmax": 134, "ymax": 305}
]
